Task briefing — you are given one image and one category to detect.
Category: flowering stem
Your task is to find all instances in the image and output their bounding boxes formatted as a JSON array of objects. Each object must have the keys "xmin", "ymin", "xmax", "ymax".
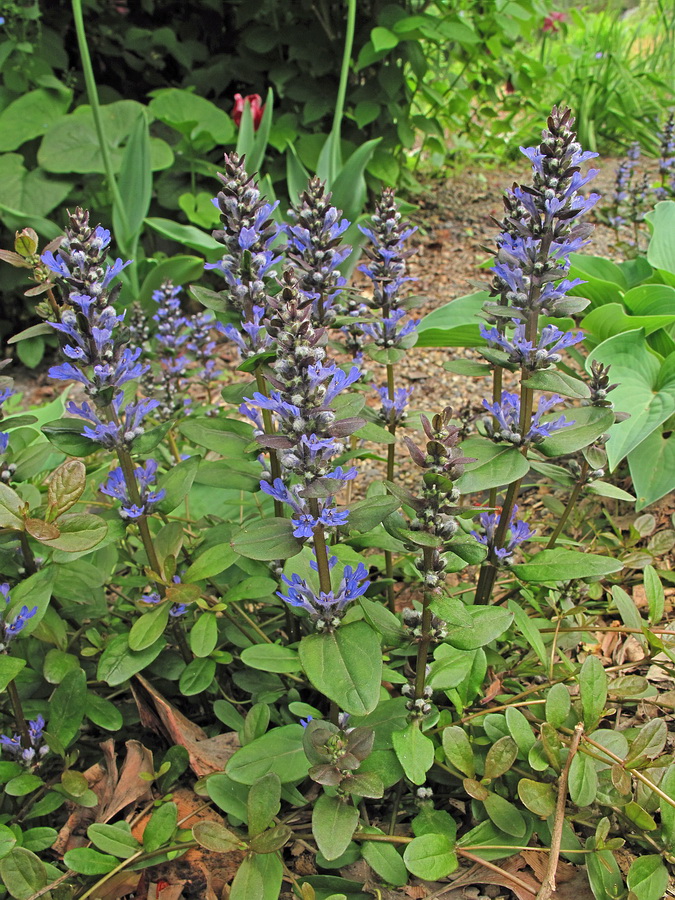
[
  {"xmin": 309, "ymin": 499, "xmax": 332, "ymax": 596},
  {"xmin": 19, "ymin": 532, "xmax": 38, "ymax": 576},
  {"xmin": 474, "ymin": 476, "xmax": 522, "ymax": 605},
  {"xmin": 254, "ymin": 366, "xmax": 284, "ymax": 518},
  {"xmin": 414, "ymin": 548, "xmax": 435, "ymax": 701},
  {"xmin": 6, "ymin": 678, "xmax": 30, "ymax": 749},
  {"xmin": 383, "ymin": 363, "xmax": 397, "ymax": 613},
  {"xmin": 546, "ymin": 460, "xmax": 588, "ymax": 549}
]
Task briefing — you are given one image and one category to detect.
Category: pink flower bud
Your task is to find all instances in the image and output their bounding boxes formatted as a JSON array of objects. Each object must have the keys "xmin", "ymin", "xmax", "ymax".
[{"xmin": 231, "ymin": 93, "xmax": 265, "ymax": 130}]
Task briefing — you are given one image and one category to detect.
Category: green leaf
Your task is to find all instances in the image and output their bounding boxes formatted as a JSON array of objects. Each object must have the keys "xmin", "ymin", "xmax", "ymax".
[
  {"xmin": 299, "ymin": 621, "xmax": 382, "ymax": 716},
  {"xmin": 484, "ymin": 736, "xmax": 518, "ymax": 780},
  {"xmin": 149, "ymin": 88, "xmax": 235, "ymax": 144},
  {"xmin": 646, "ymin": 200, "xmax": 675, "ymax": 276},
  {"xmin": 226, "ymin": 725, "xmax": 309, "ymax": 785},
  {"xmin": 625, "ymin": 719, "xmax": 668, "ymax": 767},
  {"xmin": 505, "ymin": 706, "xmax": 536, "ymax": 756},
  {"xmin": 189, "ymin": 613, "xmax": 219, "ymax": 658},
  {"xmin": 585, "ymin": 840, "xmax": 624, "ymax": 900},
  {"xmin": 587, "ymin": 330, "xmax": 675, "ymax": 469},
  {"xmin": 417, "ymin": 292, "xmax": 488, "ymax": 348},
  {"xmin": 442, "ymin": 726, "xmax": 475, "ymax": 778},
  {"xmin": 511, "ymin": 549, "xmax": 622, "ymax": 583},
  {"xmin": 207, "ymin": 774, "xmax": 249, "ymax": 822},
  {"xmin": 192, "ymin": 820, "xmax": 243, "ymax": 852},
  {"xmin": 85, "ymin": 693, "xmax": 123, "ymax": 732},
  {"xmin": 48, "ymin": 667, "xmax": 86, "ymax": 748},
  {"xmin": 518, "ymin": 779, "xmax": 556, "ymax": 818},
  {"xmin": 659, "ymin": 765, "xmax": 675, "ymax": 849},
  {"xmin": 5, "ymin": 775, "xmax": 44, "ymax": 797},
  {"xmin": 87, "ymin": 823, "xmax": 140, "ymax": 859},
  {"xmin": 0, "ymin": 848, "xmax": 47, "ymax": 898},
  {"xmin": 232, "ymin": 517, "xmax": 304, "ymax": 561},
  {"xmin": 43, "ymin": 648, "xmax": 80, "ymax": 684},
  {"xmin": 240, "ymin": 644, "xmax": 302, "ymax": 673},
  {"xmin": 392, "ymin": 722, "xmax": 435, "ymax": 785},
  {"xmin": 579, "ymin": 656, "xmax": 607, "ymax": 730},
  {"xmin": 38, "ymin": 101, "xmax": 173, "ymax": 175},
  {"xmin": 312, "ymin": 795, "xmax": 360, "ymax": 861},
  {"xmin": 582, "ymin": 302, "xmax": 675, "ymax": 342},
  {"xmin": 41, "ymin": 418, "xmax": 95, "ymax": 456},
  {"xmin": 155, "ymin": 455, "xmax": 201, "ymax": 513},
  {"xmin": 361, "ymin": 827, "xmax": 408, "ymax": 886},
  {"xmin": 508, "ymin": 601, "xmax": 548, "ymax": 667},
  {"xmin": 230, "ymin": 851, "xmax": 282, "ymax": 900},
  {"xmin": 403, "ymin": 833, "xmax": 457, "ymax": 880},
  {"xmin": 97, "ymin": 634, "xmax": 166, "ymax": 686},
  {"xmin": 138, "ymin": 255, "xmax": 207, "ymax": 307},
  {"xmin": 0, "ymin": 88, "xmax": 72, "ymax": 151},
  {"xmin": 129, "ymin": 604, "xmax": 170, "ymax": 652},
  {"xmin": 0, "ymin": 824, "xmax": 17, "ymax": 861},
  {"xmin": 371, "ymin": 26, "xmax": 399, "ymax": 52},
  {"xmin": 248, "ymin": 772, "xmax": 281, "ymax": 837},
  {"xmin": 0, "ymin": 155, "xmax": 72, "ymax": 222},
  {"xmin": 568, "ymin": 753, "xmax": 597, "ymax": 806},
  {"xmin": 179, "ymin": 657, "xmax": 216, "ymax": 696},
  {"xmin": 627, "ymin": 855, "xmax": 668, "ymax": 900},
  {"xmin": 142, "ymin": 802, "xmax": 178, "ymax": 852},
  {"xmin": 114, "ymin": 110, "xmax": 152, "ymax": 249},
  {"xmin": 0, "ymin": 656, "xmax": 26, "ymax": 692},
  {"xmin": 36, "ymin": 512, "xmax": 107, "ymax": 553},
  {"xmin": 346, "ymin": 496, "xmax": 400, "ymax": 533},
  {"xmin": 628, "ymin": 428, "xmax": 675, "ymax": 511},
  {"xmin": 545, "ymin": 683, "xmax": 571, "ymax": 729},
  {"xmin": 536, "ymin": 406, "xmax": 615, "ymax": 458},
  {"xmin": 523, "ymin": 369, "xmax": 591, "ymax": 399},
  {"xmin": 457, "ymin": 440, "xmax": 530, "ymax": 493},
  {"xmin": 184, "ymin": 543, "xmax": 237, "ymax": 582},
  {"xmin": 445, "ymin": 606, "xmax": 513, "ymax": 651},
  {"xmin": 644, "ymin": 565, "xmax": 665, "ymax": 625},
  {"xmin": 483, "ymin": 792, "xmax": 527, "ymax": 838},
  {"xmin": 63, "ymin": 847, "xmax": 118, "ymax": 875}
]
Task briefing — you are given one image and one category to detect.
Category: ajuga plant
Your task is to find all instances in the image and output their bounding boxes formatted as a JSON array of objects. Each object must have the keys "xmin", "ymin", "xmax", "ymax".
[{"xmin": 1, "ymin": 109, "xmax": 675, "ymax": 900}]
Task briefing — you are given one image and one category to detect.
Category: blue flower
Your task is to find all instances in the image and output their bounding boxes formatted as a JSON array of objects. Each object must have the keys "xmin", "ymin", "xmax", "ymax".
[
  {"xmin": 277, "ymin": 562, "xmax": 369, "ymax": 627},
  {"xmin": 471, "ymin": 505, "xmax": 535, "ymax": 564},
  {"xmin": 0, "ymin": 715, "xmax": 49, "ymax": 765},
  {"xmin": 482, "ymin": 391, "xmax": 574, "ymax": 444},
  {"xmin": 480, "ymin": 323, "xmax": 583, "ymax": 369},
  {"xmin": 1, "ymin": 584, "xmax": 38, "ymax": 647},
  {"xmin": 100, "ymin": 458, "xmax": 166, "ymax": 519}
]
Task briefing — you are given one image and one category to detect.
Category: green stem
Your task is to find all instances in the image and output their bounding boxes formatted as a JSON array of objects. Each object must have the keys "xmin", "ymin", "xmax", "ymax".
[
  {"xmin": 254, "ymin": 366, "xmax": 284, "ymax": 518},
  {"xmin": 332, "ymin": 0, "xmax": 356, "ymax": 139},
  {"xmin": 6, "ymin": 679, "xmax": 30, "ymax": 750},
  {"xmin": 546, "ymin": 461, "xmax": 589, "ymax": 549},
  {"xmin": 414, "ymin": 547, "xmax": 435, "ymax": 700},
  {"xmin": 71, "ymin": 0, "xmax": 138, "ymax": 293},
  {"xmin": 309, "ymin": 499, "xmax": 333, "ymax": 596}
]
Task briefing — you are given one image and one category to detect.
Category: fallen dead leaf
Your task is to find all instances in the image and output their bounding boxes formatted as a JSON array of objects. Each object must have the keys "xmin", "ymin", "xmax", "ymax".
[{"xmin": 133, "ymin": 676, "xmax": 240, "ymax": 776}]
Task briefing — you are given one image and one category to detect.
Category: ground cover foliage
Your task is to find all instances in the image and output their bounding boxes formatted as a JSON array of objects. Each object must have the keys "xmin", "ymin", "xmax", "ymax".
[{"xmin": 0, "ymin": 97, "xmax": 674, "ymax": 900}]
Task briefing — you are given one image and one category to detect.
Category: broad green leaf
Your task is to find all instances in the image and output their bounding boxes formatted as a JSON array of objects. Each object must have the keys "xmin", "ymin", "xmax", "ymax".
[
  {"xmin": 97, "ymin": 634, "xmax": 166, "ymax": 686},
  {"xmin": 184, "ymin": 543, "xmax": 237, "ymax": 582},
  {"xmin": 36, "ymin": 513, "xmax": 107, "ymax": 553},
  {"xmin": 189, "ymin": 613, "xmax": 218, "ymax": 658},
  {"xmin": 484, "ymin": 736, "xmax": 518, "ymax": 780},
  {"xmin": 628, "ymin": 428, "xmax": 675, "ymax": 510},
  {"xmin": 659, "ymin": 765, "xmax": 675, "ymax": 849},
  {"xmin": 585, "ymin": 839, "xmax": 625, "ymax": 900},
  {"xmin": 483, "ymin": 792, "xmax": 527, "ymax": 838},
  {"xmin": 63, "ymin": 847, "xmax": 118, "ymax": 875},
  {"xmin": 457, "ymin": 439, "xmax": 530, "ymax": 493},
  {"xmin": 113, "ymin": 110, "xmax": 152, "ymax": 249},
  {"xmin": 536, "ymin": 406, "xmax": 615, "ymax": 457},
  {"xmin": 441, "ymin": 726, "xmax": 475, "ymax": 778},
  {"xmin": 568, "ymin": 253, "xmax": 626, "ymax": 307},
  {"xmin": 508, "ymin": 601, "xmax": 547, "ymax": 667},
  {"xmin": 87, "ymin": 823, "xmax": 140, "ymax": 859},
  {"xmin": 149, "ymin": 88, "xmax": 235, "ymax": 143},
  {"xmin": 361, "ymin": 827, "xmax": 407, "ymax": 886},
  {"xmin": 129, "ymin": 604, "xmax": 170, "ymax": 652},
  {"xmin": 155, "ymin": 454, "xmax": 201, "ymax": 513},
  {"xmin": 312, "ymin": 794, "xmax": 359, "ymax": 861},
  {"xmin": 523, "ymin": 369, "xmax": 591, "ymax": 399},
  {"xmin": 0, "ymin": 88, "xmax": 72, "ymax": 151},
  {"xmin": 41, "ymin": 417, "xmax": 95, "ymax": 456},
  {"xmin": 0, "ymin": 824, "xmax": 17, "ymax": 861},
  {"xmin": 229, "ymin": 850, "xmax": 282, "ymax": 900},
  {"xmin": 518, "ymin": 779, "xmax": 556, "ymax": 818},
  {"xmin": 627, "ymin": 855, "xmax": 668, "ymax": 900},
  {"xmin": 85, "ymin": 693, "xmax": 123, "ymax": 732},
  {"xmin": 646, "ymin": 200, "xmax": 675, "ymax": 276},
  {"xmin": 545, "ymin": 683, "xmax": 571, "ymax": 728},
  {"xmin": 0, "ymin": 656, "xmax": 26, "ymax": 692},
  {"xmin": 192, "ymin": 820, "xmax": 243, "ymax": 852},
  {"xmin": 417, "ymin": 292, "xmax": 488, "ymax": 347},
  {"xmin": 331, "ymin": 138, "xmax": 382, "ymax": 224},
  {"xmin": 179, "ymin": 657, "xmax": 216, "ymax": 696},
  {"xmin": 226, "ymin": 725, "xmax": 309, "ymax": 784},
  {"xmin": 625, "ymin": 719, "xmax": 667, "ymax": 767},
  {"xmin": 587, "ymin": 330, "xmax": 675, "ymax": 469},
  {"xmin": 232, "ymin": 516, "xmax": 303, "ymax": 561},
  {"xmin": 346, "ymin": 496, "xmax": 400, "ymax": 533},
  {"xmin": 0, "ymin": 481, "xmax": 25, "ymax": 527},
  {"xmin": 403, "ymin": 833, "xmax": 457, "ymax": 880},
  {"xmin": 142, "ymin": 802, "xmax": 178, "ymax": 852},
  {"xmin": 38, "ymin": 101, "xmax": 173, "ymax": 174},
  {"xmin": 505, "ymin": 707, "xmax": 536, "ymax": 756},
  {"xmin": 48, "ymin": 667, "xmax": 86, "ymax": 748},
  {"xmin": 0, "ymin": 154, "xmax": 72, "ymax": 221},
  {"xmin": 392, "ymin": 722, "xmax": 435, "ymax": 785},
  {"xmin": 644, "ymin": 565, "xmax": 665, "ymax": 625},
  {"xmin": 0, "ymin": 848, "xmax": 47, "ymax": 898},
  {"xmin": 248, "ymin": 773, "xmax": 281, "ymax": 836},
  {"xmin": 579, "ymin": 656, "xmax": 607, "ymax": 730},
  {"xmin": 138, "ymin": 255, "xmax": 208, "ymax": 307},
  {"xmin": 511, "ymin": 549, "xmax": 622, "ymax": 583},
  {"xmin": 582, "ymin": 302, "xmax": 675, "ymax": 342},
  {"xmin": 568, "ymin": 753, "xmax": 597, "ymax": 806},
  {"xmin": 240, "ymin": 644, "xmax": 302, "ymax": 673},
  {"xmin": 299, "ymin": 622, "xmax": 382, "ymax": 716},
  {"xmin": 445, "ymin": 606, "xmax": 513, "ymax": 651}
]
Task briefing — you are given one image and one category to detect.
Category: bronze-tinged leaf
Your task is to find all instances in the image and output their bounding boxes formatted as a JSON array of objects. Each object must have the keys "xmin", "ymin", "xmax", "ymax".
[
  {"xmin": 166, "ymin": 581, "xmax": 201, "ymax": 606},
  {"xmin": 24, "ymin": 518, "xmax": 60, "ymax": 541},
  {"xmin": 0, "ymin": 249, "xmax": 30, "ymax": 267},
  {"xmin": 47, "ymin": 458, "xmax": 87, "ymax": 520}
]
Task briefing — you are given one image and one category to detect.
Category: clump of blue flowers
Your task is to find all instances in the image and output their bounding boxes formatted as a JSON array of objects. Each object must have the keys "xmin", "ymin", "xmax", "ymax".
[
  {"xmin": 278, "ymin": 562, "xmax": 369, "ymax": 631},
  {"xmin": 285, "ymin": 176, "xmax": 351, "ymax": 327},
  {"xmin": 208, "ymin": 152, "xmax": 278, "ymax": 358},
  {"xmin": 0, "ymin": 375, "xmax": 15, "ymax": 472},
  {"xmin": 472, "ymin": 506, "xmax": 535, "ymax": 565},
  {"xmin": 657, "ymin": 112, "xmax": 675, "ymax": 199},
  {"xmin": 43, "ymin": 209, "xmax": 159, "ymax": 448},
  {"xmin": 0, "ymin": 714, "xmax": 49, "ymax": 766},
  {"xmin": 248, "ymin": 271, "xmax": 362, "ymax": 538},
  {"xmin": 482, "ymin": 391, "xmax": 574, "ymax": 445},
  {"xmin": 0, "ymin": 583, "xmax": 37, "ymax": 651},
  {"xmin": 100, "ymin": 459, "xmax": 166, "ymax": 519}
]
